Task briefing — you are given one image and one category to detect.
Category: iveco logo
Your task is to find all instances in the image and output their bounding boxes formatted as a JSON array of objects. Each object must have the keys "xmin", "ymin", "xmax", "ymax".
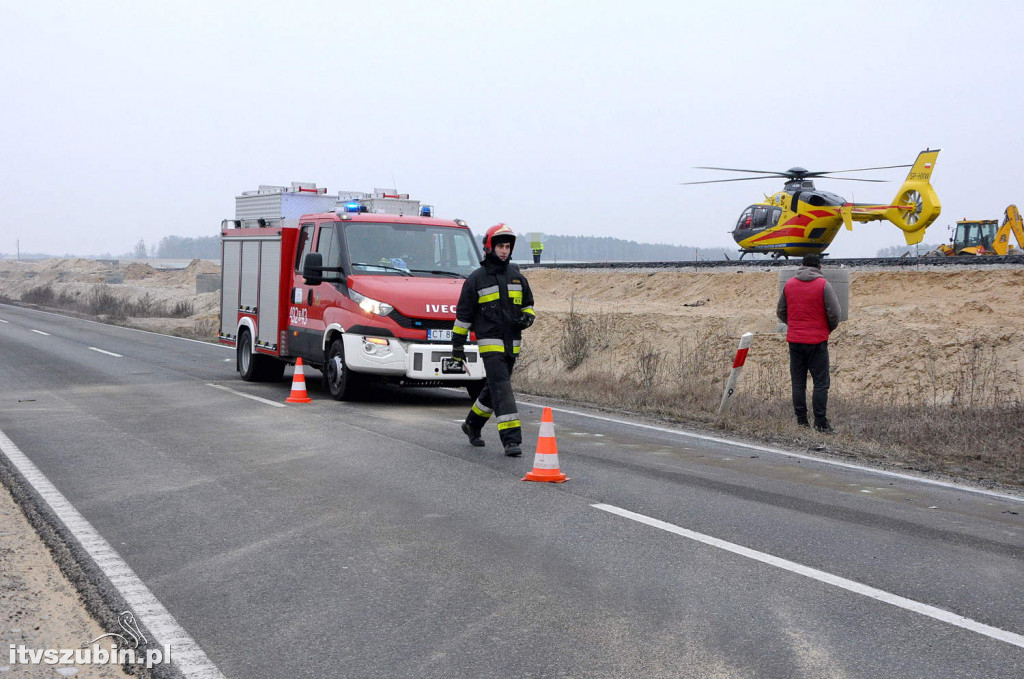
[{"xmin": 426, "ymin": 304, "xmax": 455, "ymax": 313}]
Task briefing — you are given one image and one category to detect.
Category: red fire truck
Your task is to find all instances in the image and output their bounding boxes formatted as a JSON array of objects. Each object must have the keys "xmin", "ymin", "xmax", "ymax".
[{"xmin": 219, "ymin": 184, "xmax": 486, "ymax": 399}]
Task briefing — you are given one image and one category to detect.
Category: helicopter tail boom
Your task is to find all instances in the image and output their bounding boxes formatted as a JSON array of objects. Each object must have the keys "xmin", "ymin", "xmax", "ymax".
[{"xmin": 839, "ymin": 149, "xmax": 941, "ymax": 244}]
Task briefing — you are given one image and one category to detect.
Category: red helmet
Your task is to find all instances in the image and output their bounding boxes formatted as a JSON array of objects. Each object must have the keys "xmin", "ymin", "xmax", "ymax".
[{"xmin": 483, "ymin": 223, "xmax": 517, "ymax": 254}]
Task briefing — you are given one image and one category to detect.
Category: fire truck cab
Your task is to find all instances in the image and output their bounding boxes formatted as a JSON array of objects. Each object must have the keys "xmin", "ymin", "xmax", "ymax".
[{"xmin": 219, "ymin": 184, "xmax": 486, "ymax": 400}]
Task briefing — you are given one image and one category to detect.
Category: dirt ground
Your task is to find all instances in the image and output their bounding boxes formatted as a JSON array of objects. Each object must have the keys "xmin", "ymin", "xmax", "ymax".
[{"xmin": 1, "ymin": 257, "xmax": 1022, "ymax": 675}]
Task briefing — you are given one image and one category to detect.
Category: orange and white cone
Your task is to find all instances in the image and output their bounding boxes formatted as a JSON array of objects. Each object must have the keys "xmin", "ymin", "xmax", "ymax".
[
  {"xmin": 523, "ymin": 407, "xmax": 568, "ymax": 483},
  {"xmin": 286, "ymin": 357, "xmax": 313, "ymax": 403}
]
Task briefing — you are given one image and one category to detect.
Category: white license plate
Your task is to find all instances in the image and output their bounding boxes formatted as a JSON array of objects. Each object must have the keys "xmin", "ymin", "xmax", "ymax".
[{"xmin": 427, "ymin": 329, "xmax": 453, "ymax": 341}]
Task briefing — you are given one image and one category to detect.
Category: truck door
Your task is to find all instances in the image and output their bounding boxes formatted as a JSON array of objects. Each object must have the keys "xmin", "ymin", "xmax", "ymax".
[
  {"xmin": 304, "ymin": 220, "xmax": 345, "ymax": 362},
  {"xmin": 289, "ymin": 222, "xmax": 317, "ymax": 358}
]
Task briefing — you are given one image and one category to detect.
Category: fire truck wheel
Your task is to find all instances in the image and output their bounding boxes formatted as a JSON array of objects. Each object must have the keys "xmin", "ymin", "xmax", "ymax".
[
  {"xmin": 325, "ymin": 338, "xmax": 355, "ymax": 400},
  {"xmin": 466, "ymin": 380, "xmax": 486, "ymax": 401},
  {"xmin": 237, "ymin": 328, "xmax": 285, "ymax": 382}
]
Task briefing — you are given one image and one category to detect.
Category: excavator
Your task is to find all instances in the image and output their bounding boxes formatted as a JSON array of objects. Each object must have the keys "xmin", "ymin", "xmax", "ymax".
[{"xmin": 930, "ymin": 204, "xmax": 1024, "ymax": 256}]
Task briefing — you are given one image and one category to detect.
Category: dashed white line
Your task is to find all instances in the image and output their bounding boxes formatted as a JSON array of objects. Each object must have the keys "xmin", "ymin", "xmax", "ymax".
[
  {"xmin": 89, "ymin": 347, "xmax": 123, "ymax": 358},
  {"xmin": 30, "ymin": 329, "xmax": 50, "ymax": 335},
  {"xmin": 206, "ymin": 383, "xmax": 286, "ymax": 408},
  {"xmin": 0, "ymin": 428, "xmax": 226, "ymax": 678},
  {"xmin": 592, "ymin": 502, "xmax": 1024, "ymax": 650}
]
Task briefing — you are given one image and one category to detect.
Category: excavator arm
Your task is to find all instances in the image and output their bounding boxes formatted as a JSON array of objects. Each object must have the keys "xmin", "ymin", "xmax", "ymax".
[{"xmin": 998, "ymin": 204, "xmax": 1024, "ymax": 255}]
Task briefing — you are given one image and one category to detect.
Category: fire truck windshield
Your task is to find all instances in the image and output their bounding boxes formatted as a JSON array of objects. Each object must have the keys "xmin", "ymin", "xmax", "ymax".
[{"xmin": 344, "ymin": 222, "xmax": 479, "ymax": 277}]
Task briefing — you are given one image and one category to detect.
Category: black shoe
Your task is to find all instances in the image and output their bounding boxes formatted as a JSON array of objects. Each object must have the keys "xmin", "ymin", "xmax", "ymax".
[
  {"xmin": 797, "ymin": 417, "xmax": 810, "ymax": 428},
  {"xmin": 503, "ymin": 444, "xmax": 522, "ymax": 457},
  {"xmin": 814, "ymin": 421, "xmax": 835, "ymax": 435},
  {"xmin": 461, "ymin": 422, "xmax": 485, "ymax": 447}
]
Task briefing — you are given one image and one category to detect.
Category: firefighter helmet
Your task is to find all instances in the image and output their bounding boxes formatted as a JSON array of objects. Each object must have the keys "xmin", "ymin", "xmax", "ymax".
[{"xmin": 483, "ymin": 223, "xmax": 516, "ymax": 254}]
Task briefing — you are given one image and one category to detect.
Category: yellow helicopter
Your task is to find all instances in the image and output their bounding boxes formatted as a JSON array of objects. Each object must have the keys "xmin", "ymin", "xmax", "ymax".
[{"xmin": 683, "ymin": 149, "xmax": 942, "ymax": 258}]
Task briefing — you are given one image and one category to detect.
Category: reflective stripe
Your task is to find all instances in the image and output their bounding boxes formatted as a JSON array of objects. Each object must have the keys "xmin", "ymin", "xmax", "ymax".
[
  {"xmin": 531, "ymin": 454, "xmax": 561, "ymax": 469},
  {"xmin": 512, "ymin": 346, "xmax": 521, "ymax": 355},
  {"xmin": 479, "ymin": 292, "xmax": 500, "ymax": 303},
  {"xmin": 497, "ymin": 413, "xmax": 519, "ymax": 423},
  {"xmin": 473, "ymin": 399, "xmax": 494, "ymax": 414},
  {"xmin": 510, "ymin": 291, "xmax": 523, "ymax": 304},
  {"xmin": 454, "ymin": 319, "xmax": 472, "ymax": 330},
  {"xmin": 539, "ymin": 421, "xmax": 555, "ymax": 437},
  {"xmin": 479, "ymin": 344, "xmax": 504, "ymax": 353},
  {"xmin": 508, "ymin": 284, "xmax": 523, "ymax": 292},
  {"xmin": 521, "ymin": 307, "xmax": 535, "ymax": 316},
  {"xmin": 472, "ymin": 404, "xmax": 492, "ymax": 418},
  {"xmin": 512, "ymin": 340, "xmax": 521, "ymax": 348},
  {"xmin": 452, "ymin": 325, "xmax": 470, "ymax": 337},
  {"xmin": 477, "ymin": 339, "xmax": 503, "ymax": 348},
  {"xmin": 478, "ymin": 285, "xmax": 499, "ymax": 297},
  {"xmin": 497, "ymin": 419, "xmax": 521, "ymax": 431}
]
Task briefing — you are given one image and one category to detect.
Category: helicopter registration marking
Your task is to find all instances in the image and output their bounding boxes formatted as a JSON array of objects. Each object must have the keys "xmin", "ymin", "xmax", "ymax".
[{"xmin": 908, "ymin": 172, "xmax": 930, "ymax": 180}]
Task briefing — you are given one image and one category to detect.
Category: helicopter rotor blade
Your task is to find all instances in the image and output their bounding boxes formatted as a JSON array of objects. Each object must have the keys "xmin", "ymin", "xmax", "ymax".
[
  {"xmin": 680, "ymin": 175, "xmax": 790, "ymax": 185},
  {"xmin": 692, "ymin": 166, "xmax": 791, "ymax": 175},
  {"xmin": 805, "ymin": 164, "xmax": 912, "ymax": 176},
  {"xmin": 813, "ymin": 177, "xmax": 890, "ymax": 183}
]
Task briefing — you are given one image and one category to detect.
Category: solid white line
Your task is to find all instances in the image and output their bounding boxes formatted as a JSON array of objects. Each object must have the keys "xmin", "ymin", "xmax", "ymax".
[
  {"xmin": 592, "ymin": 503, "xmax": 1024, "ymax": 650},
  {"xmin": 89, "ymin": 347, "xmax": 123, "ymax": 358},
  {"xmin": 30, "ymin": 329, "xmax": 50, "ymax": 335},
  {"xmin": 0, "ymin": 318, "xmax": 8, "ymax": 323},
  {"xmin": 0, "ymin": 428, "xmax": 226, "ymax": 678},
  {"xmin": 206, "ymin": 383, "xmax": 286, "ymax": 408},
  {"xmin": 523, "ymin": 400, "xmax": 1024, "ymax": 504}
]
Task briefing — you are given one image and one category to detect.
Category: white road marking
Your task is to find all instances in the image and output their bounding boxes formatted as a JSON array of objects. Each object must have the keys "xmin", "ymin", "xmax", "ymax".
[
  {"xmin": 0, "ymin": 428, "xmax": 226, "ymax": 678},
  {"xmin": 206, "ymin": 383, "xmax": 286, "ymax": 408},
  {"xmin": 89, "ymin": 347, "xmax": 123, "ymax": 358},
  {"xmin": 593, "ymin": 503, "xmax": 1024, "ymax": 650},
  {"xmin": 0, "ymin": 318, "xmax": 9, "ymax": 323},
  {"xmin": 522, "ymin": 400, "xmax": 1024, "ymax": 504},
  {"xmin": 30, "ymin": 329, "xmax": 50, "ymax": 335}
]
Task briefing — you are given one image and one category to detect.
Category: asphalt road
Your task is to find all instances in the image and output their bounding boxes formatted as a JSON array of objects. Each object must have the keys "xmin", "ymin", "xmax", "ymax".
[{"xmin": 1, "ymin": 304, "xmax": 1022, "ymax": 678}]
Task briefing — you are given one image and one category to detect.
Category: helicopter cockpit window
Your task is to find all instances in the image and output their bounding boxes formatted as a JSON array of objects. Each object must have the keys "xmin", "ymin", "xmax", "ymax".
[
  {"xmin": 752, "ymin": 206, "xmax": 771, "ymax": 228},
  {"xmin": 736, "ymin": 207, "xmax": 755, "ymax": 230}
]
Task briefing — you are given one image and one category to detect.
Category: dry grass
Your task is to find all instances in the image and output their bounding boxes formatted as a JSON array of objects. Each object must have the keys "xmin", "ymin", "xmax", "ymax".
[{"xmin": 516, "ymin": 309, "xmax": 1024, "ymax": 487}]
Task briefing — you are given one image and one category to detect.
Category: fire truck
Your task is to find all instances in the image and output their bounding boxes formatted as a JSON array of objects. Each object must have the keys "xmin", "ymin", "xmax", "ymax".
[{"xmin": 219, "ymin": 183, "xmax": 486, "ymax": 399}]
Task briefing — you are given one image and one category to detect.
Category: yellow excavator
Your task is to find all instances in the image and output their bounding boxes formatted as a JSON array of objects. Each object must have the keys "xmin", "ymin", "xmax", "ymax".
[{"xmin": 931, "ymin": 205, "xmax": 1024, "ymax": 256}]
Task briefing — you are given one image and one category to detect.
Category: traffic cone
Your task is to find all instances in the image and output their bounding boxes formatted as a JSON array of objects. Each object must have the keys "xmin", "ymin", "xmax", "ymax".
[
  {"xmin": 523, "ymin": 407, "xmax": 568, "ymax": 483},
  {"xmin": 286, "ymin": 357, "xmax": 313, "ymax": 403}
]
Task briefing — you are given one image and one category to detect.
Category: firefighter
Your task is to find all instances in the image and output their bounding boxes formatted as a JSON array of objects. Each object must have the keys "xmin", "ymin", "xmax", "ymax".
[{"xmin": 450, "ymin": 224, "xmax": 536, "ymax": 456}]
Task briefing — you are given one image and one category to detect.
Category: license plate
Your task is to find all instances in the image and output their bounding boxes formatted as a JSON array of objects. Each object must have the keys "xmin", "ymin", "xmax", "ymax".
[{"xmin": 428, "ymin": 329, "xmax": 453, "ymax": 341}]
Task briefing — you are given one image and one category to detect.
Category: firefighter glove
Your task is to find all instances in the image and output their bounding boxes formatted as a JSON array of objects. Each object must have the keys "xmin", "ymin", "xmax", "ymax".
[
  {"xmin": 450, "ymin": 347, "xmax": 465, "ymax": 363},
  {"xmin": 514, "ymin": 313, "xmax": 535, "ymax": 330}
]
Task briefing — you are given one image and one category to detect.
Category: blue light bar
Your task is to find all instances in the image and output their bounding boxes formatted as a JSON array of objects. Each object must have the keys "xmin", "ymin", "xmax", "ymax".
[
  {"xmin": 419, "ymin": 205, "xmax": 434, "ymax": 217},
  {"xmin": 345, "ymin": 202, "xmax": 361, "ymax": 213}
]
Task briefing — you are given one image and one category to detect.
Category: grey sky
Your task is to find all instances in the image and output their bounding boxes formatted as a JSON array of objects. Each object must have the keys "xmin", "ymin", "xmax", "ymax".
[{"xmin": 3, "ymin": 0, "xmax": 1021, "ymax": 258}]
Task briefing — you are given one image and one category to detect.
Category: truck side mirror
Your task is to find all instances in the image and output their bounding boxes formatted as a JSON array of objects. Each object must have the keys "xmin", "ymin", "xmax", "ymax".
[{"xmin": 302, "ymin": 252, "xmax": 324, "ymax": 285}]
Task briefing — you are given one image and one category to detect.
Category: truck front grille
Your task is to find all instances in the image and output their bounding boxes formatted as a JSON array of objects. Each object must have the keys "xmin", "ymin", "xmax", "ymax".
[{"xmin": 390, "ymin": 311, "xmax": 452, "ymax": 331}]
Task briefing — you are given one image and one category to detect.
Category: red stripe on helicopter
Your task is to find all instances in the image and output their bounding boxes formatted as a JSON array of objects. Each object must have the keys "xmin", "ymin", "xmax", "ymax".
[
  {"xmin": 750, "ymin": 227, "xmax": 805, "ymax": 243},
  {"xmin": 782, "ymin": 215, "xmax": 813, "ymax": 227},
  {"xmin": 809, "ymin": 210, "xmax": 834, "ymax": 218}
]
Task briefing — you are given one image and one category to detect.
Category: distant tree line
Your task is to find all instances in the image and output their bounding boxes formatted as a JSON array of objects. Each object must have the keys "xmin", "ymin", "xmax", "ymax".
[
  {"xmin": 155, "ymin": 235, "xmax": 220, "ymax": 259},
  {"xmin": 512, "ymin": 234, "xmax": 733, "ymax": 262},
  {"xmin": 874, "ymin": 243, "xmax": 943, "ymax": 258}
]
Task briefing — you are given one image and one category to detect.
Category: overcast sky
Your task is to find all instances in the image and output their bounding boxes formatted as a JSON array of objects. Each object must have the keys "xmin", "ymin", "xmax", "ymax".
[{"xmin": 2, "ymin": 0, "xmax": 1021, "ymax": 259}]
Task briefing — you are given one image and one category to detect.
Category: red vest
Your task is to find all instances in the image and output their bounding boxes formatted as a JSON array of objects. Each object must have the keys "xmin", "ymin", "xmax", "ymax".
[{"xmin": 784, "ymin": 276, "xmax": 830, "ymax": 344}]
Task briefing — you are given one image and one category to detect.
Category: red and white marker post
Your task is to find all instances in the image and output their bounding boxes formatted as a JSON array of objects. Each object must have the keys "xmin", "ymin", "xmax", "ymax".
[{"xmin": 718, "ymin": 332, "xmax": 753, "ymax": 415}]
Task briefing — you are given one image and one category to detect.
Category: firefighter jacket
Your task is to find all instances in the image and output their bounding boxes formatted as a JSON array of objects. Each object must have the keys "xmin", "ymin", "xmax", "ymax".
[{"xmin": 452, "ymin": 256, "xmax": 535, "ymax": 357}]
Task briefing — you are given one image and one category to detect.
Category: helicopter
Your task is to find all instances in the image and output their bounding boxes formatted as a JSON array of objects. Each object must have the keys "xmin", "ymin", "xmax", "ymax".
[{"xmin": 683, "ymin": 149, "xmax": 942, "ymax": 259}]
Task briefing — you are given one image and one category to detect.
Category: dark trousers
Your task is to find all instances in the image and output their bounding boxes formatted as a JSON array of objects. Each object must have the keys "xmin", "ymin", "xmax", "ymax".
[
  {"xmin": 788, "ymin": 341, "xmax": 830, "ymax": 426},
  {"xmin": 465, "ymin": 352, "xmax": 521, "ymax": 446}
]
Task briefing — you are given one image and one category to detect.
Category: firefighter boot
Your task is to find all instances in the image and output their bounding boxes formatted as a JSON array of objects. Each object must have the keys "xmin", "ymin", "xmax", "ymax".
[
  {"xmin": 503, "ymin": 443, "xmax": 522, "ymax": 457},
  {"xmin": 461, "ymin": 421, "xmax": 485, "ymax": 447}
]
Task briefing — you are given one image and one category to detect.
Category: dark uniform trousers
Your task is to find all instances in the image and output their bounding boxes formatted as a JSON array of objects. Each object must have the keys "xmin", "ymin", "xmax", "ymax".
[
  {"xmin": 465, "ymin": 351, "xmax": 521, "ymax": 447},
  {"xmin": 788, "ymin": 341, "xmax": 830, "ymax": 426}
]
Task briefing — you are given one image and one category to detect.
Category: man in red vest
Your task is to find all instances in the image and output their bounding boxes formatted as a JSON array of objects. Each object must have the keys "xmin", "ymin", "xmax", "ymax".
[{"xmin": 776, "ymin": 254, "xmax": 842, "ymax": 433}]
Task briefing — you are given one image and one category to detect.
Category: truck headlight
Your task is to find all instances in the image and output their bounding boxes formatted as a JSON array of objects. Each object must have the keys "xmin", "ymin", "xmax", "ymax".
[{"xmin": 348, "ymin": 289, "xmax": 393, "ymax": 316}]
